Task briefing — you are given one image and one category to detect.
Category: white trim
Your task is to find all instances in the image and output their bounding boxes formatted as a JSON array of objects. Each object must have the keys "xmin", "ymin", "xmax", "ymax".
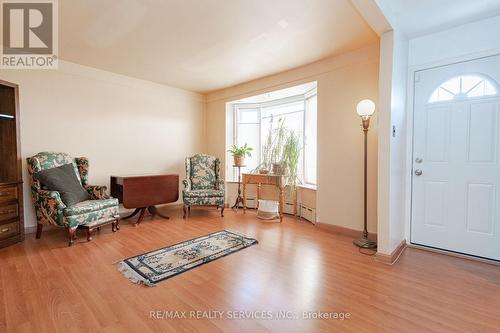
[{"xmin": 408, "ymin": 47, "xmax": 500, "ymax": 73}]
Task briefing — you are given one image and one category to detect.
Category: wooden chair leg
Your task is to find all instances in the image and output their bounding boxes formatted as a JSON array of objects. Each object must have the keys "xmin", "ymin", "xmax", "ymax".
[
  {"xmin": 220, "ymin": 206, "xmax": 224, "ymax": 217},
  {"xmin": 67, "ymin": 227, "xmax": 77, "ymax": 247},
  {"xmin": 115, "ymin": 216, "xmax": 120, "ymax": 230},
  {"xmin": 36, "ymin": 223, "xmax": 43, "ymax": 239},
  {"xmin": 86, "ymin": 229, "xmax": 92, "ymax": 241},
  {"xmin": 183, "ymin": 205, "xmax": 188, "ymax": 218}
]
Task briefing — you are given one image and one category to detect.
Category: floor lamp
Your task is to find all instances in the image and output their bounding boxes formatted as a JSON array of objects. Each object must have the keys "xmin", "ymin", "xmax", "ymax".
[{"xmin": 353, "ymin": 99, "xmax": 377, "ymax": 249}]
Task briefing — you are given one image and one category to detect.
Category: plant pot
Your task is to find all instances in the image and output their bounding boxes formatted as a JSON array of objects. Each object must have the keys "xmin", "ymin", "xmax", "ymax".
[
  {"xmin": 233, "ymin": 155, "xmax": 244, "ymax": 167},
  {"xmin": 272, "ymin": 162, "xmax": 286, "ymax": 175},
  {"xmin": 272, "ymin": 163, "xmax": 289, "ymax": 175}
]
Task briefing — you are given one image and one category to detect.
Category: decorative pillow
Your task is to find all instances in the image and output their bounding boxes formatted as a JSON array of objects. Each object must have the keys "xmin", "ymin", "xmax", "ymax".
[{"xmin": 34, "ymin": 163, "xmax": 90, "ymax": 206}]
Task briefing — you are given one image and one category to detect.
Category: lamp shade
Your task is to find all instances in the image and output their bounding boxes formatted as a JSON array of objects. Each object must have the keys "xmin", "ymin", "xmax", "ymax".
[{"xmin": 356, "ymin": 99, "xmax": 375, "ymax": 117}]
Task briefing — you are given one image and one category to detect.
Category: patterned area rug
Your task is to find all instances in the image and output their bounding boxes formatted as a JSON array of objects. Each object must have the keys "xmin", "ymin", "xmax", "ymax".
[{"xmin": 116, "ymin": 230, "xmax": 258, "ymax": 286}]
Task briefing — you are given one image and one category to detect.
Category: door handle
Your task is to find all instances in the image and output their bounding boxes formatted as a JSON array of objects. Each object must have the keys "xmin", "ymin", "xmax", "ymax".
[{"xmin": 414, "ymin": 169, "xmax": 423, "ymax": 176}]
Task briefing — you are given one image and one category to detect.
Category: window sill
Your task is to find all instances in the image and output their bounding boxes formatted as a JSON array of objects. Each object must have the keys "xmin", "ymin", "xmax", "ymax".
[{"xmin": 297, "ymin": 183, "xmax": 317, "ymax": 191}]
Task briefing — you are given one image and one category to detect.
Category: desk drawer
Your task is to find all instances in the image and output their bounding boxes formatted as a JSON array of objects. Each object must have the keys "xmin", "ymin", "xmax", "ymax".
[
  {"xmin": 0, "ymin": 221, "xmax": 18, "ymax": 240},
  {"xmin": 0, "ymin": 204, "xmax": 17, "ymax": 222},
  {"xmin": 0, "ymin": 186, "xmax": 17, "ymax": 204}
]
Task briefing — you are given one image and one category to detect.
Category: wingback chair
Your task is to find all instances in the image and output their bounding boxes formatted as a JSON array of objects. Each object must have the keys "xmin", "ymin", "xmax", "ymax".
[
  {"xmin": 27, "ymin": 152, "xmax": 120, "ymax": 246},
  {"xmin": 182, "ymin": 154, "xmax": 225, "ymax": 218}
]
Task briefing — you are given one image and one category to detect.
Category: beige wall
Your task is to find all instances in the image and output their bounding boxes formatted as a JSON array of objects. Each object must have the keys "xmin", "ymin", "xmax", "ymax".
[
  {"xmin": 205, "ymin": 45, "xmax": 379, "ymax": 233},
  {"xmin": 0, "ymin": 61, "xmax": 205, "ymax": 228}
]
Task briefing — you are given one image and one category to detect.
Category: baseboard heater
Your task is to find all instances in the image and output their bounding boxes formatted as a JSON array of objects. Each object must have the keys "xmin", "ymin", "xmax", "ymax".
[
  {"xmin": 300, "ymin": 204, "xmax": 316, "ymax": 224},
  {"xmin": 238, "ymin": 196, "xmax": 257, "ymax": 209}
]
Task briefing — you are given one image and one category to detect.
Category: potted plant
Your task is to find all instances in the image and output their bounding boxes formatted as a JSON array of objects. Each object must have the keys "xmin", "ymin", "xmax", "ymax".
[
  {"xmin": 270, "ymin": 118, "xmax": 288, "ymax": 174},
  {"xmin": 282, "ymin": 131, "xmax": 301, "ymax": 187},
  {"xmin": 257, "ymin": 122, "xmax": 274, "ymax": 174},
  {"xmin": 228, "ymin": 143, "xmax": 253, "ymax": 167}
]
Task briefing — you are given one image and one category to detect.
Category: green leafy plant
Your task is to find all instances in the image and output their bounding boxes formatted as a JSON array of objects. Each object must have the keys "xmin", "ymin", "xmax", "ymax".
[
  {"xmin": 254, "ymin": 116, "xmax": 302, "ymax": 186},
  {"xmin": 270, "ymin": 118, "xmax": 288, "ymax": 164},
  {"xmin": 228, "ymin": 143, "xmax": 253, "ymax": 157},
  {"xmin": 282, "ymin": 131, "xmax": 301, "ymax": 187}
]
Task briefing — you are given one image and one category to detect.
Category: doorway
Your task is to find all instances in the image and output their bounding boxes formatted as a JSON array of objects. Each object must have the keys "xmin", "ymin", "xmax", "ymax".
[{"xmin": 411, "ymin": 54, "xmax": 500, "ymax": 261}]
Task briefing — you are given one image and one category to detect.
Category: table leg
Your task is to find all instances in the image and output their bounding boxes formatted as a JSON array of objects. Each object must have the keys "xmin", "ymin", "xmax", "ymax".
[
  {"xmin": 257, "ymin": 183, "xmax": 261, "ymax": 209},
  {"xmin": 135, "ymin": 208, "xmax": 146, "ymax": 225},
  {"xmin": 86, "ymin": 228, "xmax": 93, "ymax": 241},
  {"xmin": 242, "ymin": 181, "xmax": 247, "ymax": 213},
  {"xmin": 293, "ymin": 188, "xmax": 298, "ymax": 217},
  {"xmin": 232, "ymin": 166, "xmax": 243, "ymax": 210},
  {"xmin": 279, "ymin": 187, "xmax": 284, "ymax": 222},
  {"xmin": 122, "ymin": 208, "xmax": 141, "ymax": 220},
  {"xmin": 148, "ymin": 206, "xmax": 170, "ymax": 220}
]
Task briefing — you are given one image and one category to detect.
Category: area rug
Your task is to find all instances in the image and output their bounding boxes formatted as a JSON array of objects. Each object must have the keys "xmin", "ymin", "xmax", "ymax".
[{"xmin": 116, "ymin": 230, "xmax": 258, "ymax": 286}]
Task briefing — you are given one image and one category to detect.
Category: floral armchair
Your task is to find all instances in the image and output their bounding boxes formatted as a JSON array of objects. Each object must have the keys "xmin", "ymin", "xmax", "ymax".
[
  {"xmin": 27, "ymin": 152, "xmax": 120, "ymax": 246},
  {"xmin": 182, "ymin": 154, "xmax": 225, "ymax": 218}
]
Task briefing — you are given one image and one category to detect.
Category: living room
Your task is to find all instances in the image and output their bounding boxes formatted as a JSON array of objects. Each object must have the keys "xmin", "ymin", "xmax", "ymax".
[{"xmin": 1, "ymin": 1, "xmax": 499, "ymax": 332}]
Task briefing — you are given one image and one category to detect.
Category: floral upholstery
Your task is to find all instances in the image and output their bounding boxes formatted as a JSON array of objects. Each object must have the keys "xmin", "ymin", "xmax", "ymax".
[
  {"xmin": 183, "ymin": 189, "xmax": 225, "ymax": 198},
  {"xmin": 63, "ymin": 199, "xmax": 118, "ymax": 216},
  {"xmin": 27, "ymin": 152, "xmax": 119, "ymax": 229},
  {"xmin": 182, "ymin": 154, "xmax": 225, "ymax": 209},
  {"xmin": 189, "ymin": 154, "xmax": 218, "ymax": 190}
]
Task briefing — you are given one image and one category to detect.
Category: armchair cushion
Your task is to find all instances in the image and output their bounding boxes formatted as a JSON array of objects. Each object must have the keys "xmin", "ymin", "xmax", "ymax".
[
  {"xmin": 183, "ymin": 189, "xmax": 225, "ymax": 198},
  {"xmin": 33, "ymin": 163, "xmax": 90, "ymax": 206},
  {"xmin": 64, "ymin": 198, "xmax": 119, "ymax": 216},
  {"xmin": 64, "ymin": 204, "xmax": 119, "ymax": 229},
  {"xmin": 183, "ymin": 195, "xmax": 224, "ymax": 207}
]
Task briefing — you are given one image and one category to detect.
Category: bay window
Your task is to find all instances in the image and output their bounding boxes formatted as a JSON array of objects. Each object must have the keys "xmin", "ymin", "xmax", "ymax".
[{"xmin": 230, "ymin": 82, "xmax": 317, "ymax": 186}]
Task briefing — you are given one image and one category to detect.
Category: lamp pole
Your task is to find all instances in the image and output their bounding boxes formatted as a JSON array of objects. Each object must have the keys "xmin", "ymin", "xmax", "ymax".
[{"xmin": 353, "ymin": 100, "xmax": 377, "ymax": 249}]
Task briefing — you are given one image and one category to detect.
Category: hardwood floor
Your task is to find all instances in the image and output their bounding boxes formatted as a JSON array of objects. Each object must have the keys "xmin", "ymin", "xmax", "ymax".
[{"xmin": 1, "ymin": 207, "xmax": 499, "ymax": 333}]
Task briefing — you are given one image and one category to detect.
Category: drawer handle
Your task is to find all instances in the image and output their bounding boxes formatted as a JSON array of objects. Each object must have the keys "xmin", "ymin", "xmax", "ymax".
[
  {"xmin": 0, "ymin": 209, "xmax": 15, "ymax": 215},
  {"xmin": 1, "ymin": 227, "xmax": 10, "ymax": 233}
]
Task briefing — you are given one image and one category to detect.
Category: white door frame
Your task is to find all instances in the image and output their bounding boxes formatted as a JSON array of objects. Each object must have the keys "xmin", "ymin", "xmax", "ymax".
[{"xmin": 404, "ymin": 48, "xmax": 500, "ymax": 249}]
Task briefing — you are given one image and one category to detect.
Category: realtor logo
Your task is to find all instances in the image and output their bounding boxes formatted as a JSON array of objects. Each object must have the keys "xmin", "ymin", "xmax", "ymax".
[{"xmin": 1, "ymin": 0, "xmax": 58, "ymax": 69}]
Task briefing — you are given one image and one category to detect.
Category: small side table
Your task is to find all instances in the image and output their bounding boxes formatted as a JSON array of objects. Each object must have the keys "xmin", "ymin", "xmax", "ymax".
[{"xmin": 231, "ymin": 165, "xmax": 246, "ymax": 211}]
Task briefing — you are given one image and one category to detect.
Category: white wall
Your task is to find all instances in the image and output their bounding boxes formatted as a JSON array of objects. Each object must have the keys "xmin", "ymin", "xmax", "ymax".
[
  {"xmin": 377, "ymin": 30, "xmax": 408, "ymax": 255},
  {"xmin": 409, "ymin": 15, "xmax": 500, "ymax": 68},
  {"xmin": 0, "ymin": 61, "xmax": 205, "ymax": 229}
]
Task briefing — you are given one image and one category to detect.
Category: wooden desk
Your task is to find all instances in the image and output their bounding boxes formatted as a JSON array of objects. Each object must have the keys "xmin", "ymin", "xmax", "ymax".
[
  {"xmin": 110, "ymin": 174, "xmax": 179, "ymax": 225},
  {"xmin": 242, "ymin": 173, "xmax": 286, "ymax": 222}
]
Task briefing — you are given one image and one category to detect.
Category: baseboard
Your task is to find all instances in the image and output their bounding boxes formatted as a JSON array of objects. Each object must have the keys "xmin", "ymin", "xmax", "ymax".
[
  {"xmin": 408, "ymin": 243, "xmax": 500, "ymax": 266},
  {"xmin": 24, "ymin": 226, "xmax": 37, "ymax": 234},
  {"xmin": 315, "ymin": 222, "xmax": 377, "ymax": 242},
  {"xmin": 375, "ymin": 239, "xmax": 407, "ymax": 265},
  {"xmin": 24, "ymin": 224, "xmax": 57, "ymax": 234}
]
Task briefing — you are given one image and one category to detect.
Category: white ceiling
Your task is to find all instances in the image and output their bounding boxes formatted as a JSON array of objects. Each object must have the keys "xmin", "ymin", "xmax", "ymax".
[
  {"xmin": 375, "ymin": 0, "xmax": 500, "ymax": 37},
  {"xmin": 59, "ymin": 0, "xmax": 378, "ymax": 93}
]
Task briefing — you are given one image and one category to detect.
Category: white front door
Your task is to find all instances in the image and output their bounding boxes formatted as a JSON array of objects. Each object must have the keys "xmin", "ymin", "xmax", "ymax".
[{"xmin": 411, "ymin": 54, "xmax": 500, "ymax": 261}]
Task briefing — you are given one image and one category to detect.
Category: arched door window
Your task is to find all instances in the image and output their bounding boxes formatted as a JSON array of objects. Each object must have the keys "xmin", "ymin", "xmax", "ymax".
[{"xmin": 429, "ymin": 75, "xmax": 498, "ymax": 103}]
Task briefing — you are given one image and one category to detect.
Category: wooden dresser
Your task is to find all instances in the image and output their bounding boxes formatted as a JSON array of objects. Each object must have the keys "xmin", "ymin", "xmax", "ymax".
[{"xmin": 0, "ymin": 80, "xmax": 24, "ymax": 248}]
